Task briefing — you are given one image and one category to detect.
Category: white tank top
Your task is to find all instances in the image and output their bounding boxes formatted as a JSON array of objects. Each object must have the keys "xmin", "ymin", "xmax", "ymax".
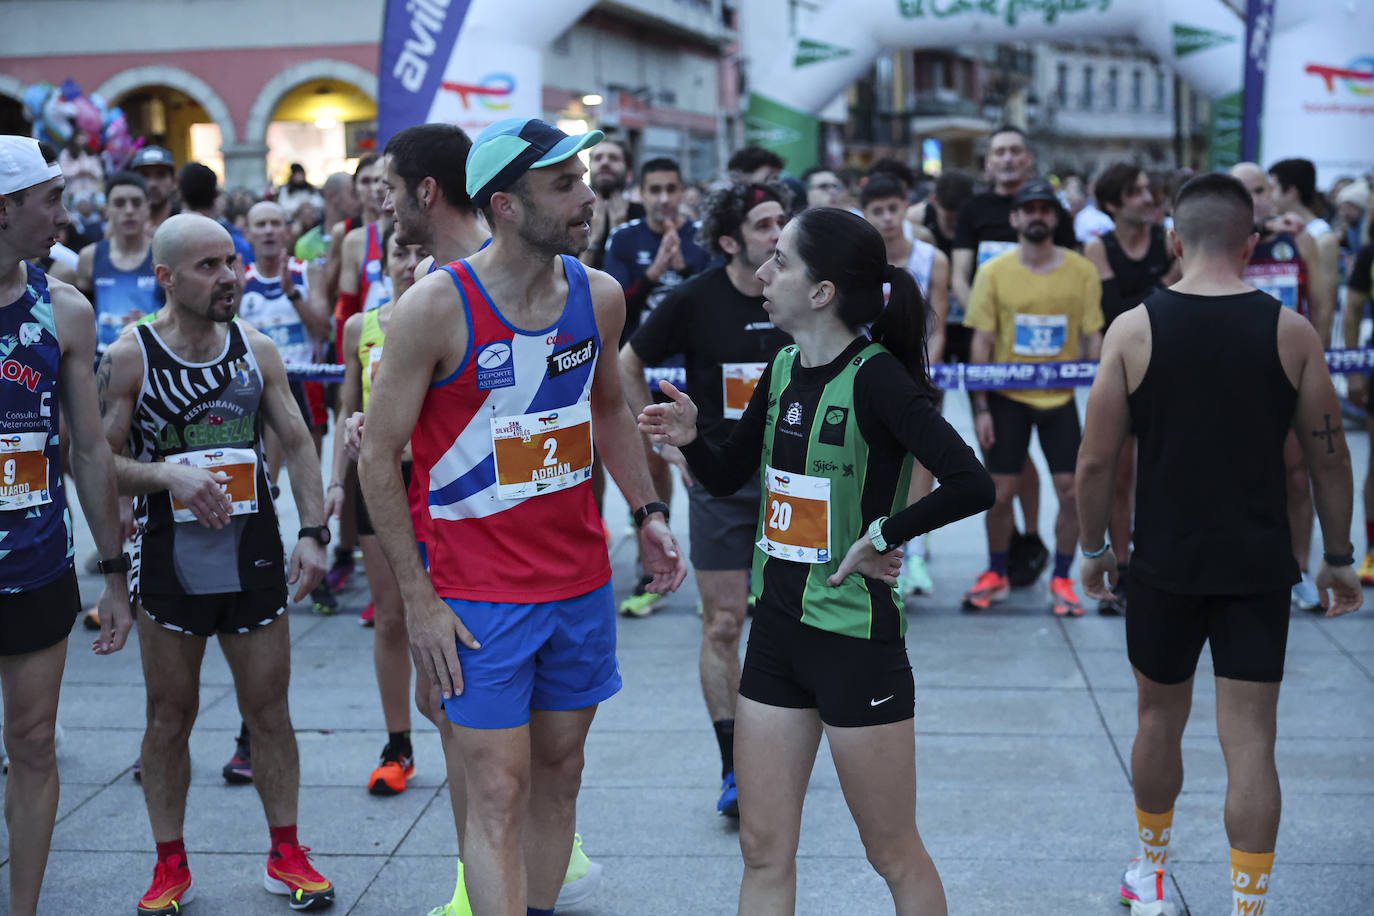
[{"xmin": 904, "ymin": 238, "xmax": 936, "ymax": 297}]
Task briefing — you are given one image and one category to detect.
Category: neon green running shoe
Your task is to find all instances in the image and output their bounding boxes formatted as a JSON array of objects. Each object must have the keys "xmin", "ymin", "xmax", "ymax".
[
  {"xmin": 426, "ymin": 860, "xmax": 471, "ymax": 916},
  {"xmin": 557, "ymin": 833, "xmax": 603, "ymax": 908},
  {"xmin": 618, "ymin": 575, "xmax": 664, "ymax": 617},
  {"xmin": 899, "ymin": 555, "xmax": 934, "ymax": 596}
]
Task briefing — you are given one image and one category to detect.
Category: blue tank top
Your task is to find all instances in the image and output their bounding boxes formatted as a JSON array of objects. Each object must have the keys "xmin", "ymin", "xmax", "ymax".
[
  {"xmin": 0, "ymin": 264, "xmax": 73, "ymax": 592},
  {"xmin": 92, "ymin": 239, "xmax": 158, "ymax": 352}
]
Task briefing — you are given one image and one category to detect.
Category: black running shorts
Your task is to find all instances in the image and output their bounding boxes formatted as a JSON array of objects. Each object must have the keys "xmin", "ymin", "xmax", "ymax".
[
  {"xmin": 140, "ymin": 585, "xmax": 287, "ymax": 638},
  {"xmin": 1126, "ymin": 577, "xmax": 1290, "ymax": 684},
  {"xmin": 943, "ymin": 323, "xmax": 973, "ymax": 365},
  {"xmin": 0, "ymin": 566, "xmax": 81, "ymax": 656},
  {"xmin": 740, "ymin": 603, "xmax": 914, "ymax": 727},
  {"xmin": 687, "ymin": 476, "xmax": 759, "ymax": 571},
  {"xmin": 984, "ymin": 392, "xmax": 1081, "ymax": 475}
]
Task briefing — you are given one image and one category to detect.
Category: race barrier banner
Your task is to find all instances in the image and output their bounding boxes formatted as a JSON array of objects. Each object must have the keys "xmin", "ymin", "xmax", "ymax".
[{"xmin": 286, "ymin": 348, "xmax": 1374, "ymax": 390}]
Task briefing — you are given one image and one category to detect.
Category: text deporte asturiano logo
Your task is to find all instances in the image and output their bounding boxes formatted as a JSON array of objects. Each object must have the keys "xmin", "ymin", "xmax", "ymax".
[{"xmin": 897, "ymin": 0, "xmax": 1110, "ymax": 26}]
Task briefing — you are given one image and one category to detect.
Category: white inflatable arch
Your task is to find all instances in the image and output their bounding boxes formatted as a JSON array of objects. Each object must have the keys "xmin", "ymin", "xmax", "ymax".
[{"xmin": 736, "ymin": 0, "xmax": 1373, "ymax": 178}]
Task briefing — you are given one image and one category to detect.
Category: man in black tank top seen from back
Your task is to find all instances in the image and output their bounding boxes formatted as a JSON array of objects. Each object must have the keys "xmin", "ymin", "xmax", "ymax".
[
  {"xmin": 1081, "ymin": 163, "xmax": 1180, "ymax": 614},
  {"xmin": 98, "ymin": 213, "xmax": 336, "ymax": 913},
  {"xmin": 1077, "ymin": 173, "xmax": 1361, "ymax": 916}
]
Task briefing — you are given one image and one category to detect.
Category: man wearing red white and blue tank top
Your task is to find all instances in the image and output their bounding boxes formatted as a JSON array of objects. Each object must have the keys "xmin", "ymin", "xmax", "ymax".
[
  {"xmin": 0, "ymin": 134, "xmax": 131, "ymax": 916},
  {"xmin": 359, "ymin": 118, "xmax": 686, "ymax": 916}
]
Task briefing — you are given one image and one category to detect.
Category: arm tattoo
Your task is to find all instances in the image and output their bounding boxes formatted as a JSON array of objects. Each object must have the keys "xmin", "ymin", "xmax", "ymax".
[
  {"xmin": 95, "ymin": 348, "xmax": 113, "ymax": 417},
  {"xmin": 1313, "ymin": 413, "xmax": 1342, "ymax": 455}
]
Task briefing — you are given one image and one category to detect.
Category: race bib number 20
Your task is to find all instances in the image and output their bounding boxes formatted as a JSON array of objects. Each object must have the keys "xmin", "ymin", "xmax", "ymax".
[{"xmin": 757, "ymin": 465, "xmax": 831, "ymax": 564}]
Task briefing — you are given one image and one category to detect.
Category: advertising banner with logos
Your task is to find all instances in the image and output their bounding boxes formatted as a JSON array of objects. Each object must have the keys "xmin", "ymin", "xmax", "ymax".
[
  {"xmin": 377, "ymin": 0, "xmax": 594, "ymax": 145},
  {"xmin": 1259, "ymin": 5, "xmax": 1374, "ymax": 186}
]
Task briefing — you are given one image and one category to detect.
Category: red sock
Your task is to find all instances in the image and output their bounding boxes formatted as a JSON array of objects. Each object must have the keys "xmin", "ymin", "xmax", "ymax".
[
  {"xmin": 155, "ymin": 838, "xmax": 186, "ymax": 864},
  {"xmin": 1365, "ymin": 518, "xmax": 1374, "ymax": 550},
  {"xmin": 269, "ymin": 824, "xmax": 298, "ymax": 852}
]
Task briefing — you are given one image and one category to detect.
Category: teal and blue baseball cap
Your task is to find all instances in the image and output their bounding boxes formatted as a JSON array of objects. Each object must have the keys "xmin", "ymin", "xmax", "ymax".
[{"xmin": 466, "ymin": 118, "xmax": 603, "ymax": 209}]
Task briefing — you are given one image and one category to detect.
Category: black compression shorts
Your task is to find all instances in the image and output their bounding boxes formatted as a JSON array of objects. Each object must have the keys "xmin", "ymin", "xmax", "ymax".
[
  {"xmin": 740, "ymin": 603, "xmax": 914, "ymax": 727},
  {"xmin": 140, "ymin": 585, "xmax": 287, "ymax": 638},
  {"xmin": 985, "ymin": 392, "xmax": 1081, "ymax": 475},
  {"xmin": 0, "ymin": 566, "xmax": 81, "ymax": 656},
  {"xmin": 1126, "ymin": 577, "xmax": 1291, "ymax": 684}
]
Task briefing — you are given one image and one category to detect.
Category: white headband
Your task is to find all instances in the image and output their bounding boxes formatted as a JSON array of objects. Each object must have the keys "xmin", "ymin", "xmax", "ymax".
[{"xmin": 0, "ymin": 136, "xmax": 64, "ymax": 196}]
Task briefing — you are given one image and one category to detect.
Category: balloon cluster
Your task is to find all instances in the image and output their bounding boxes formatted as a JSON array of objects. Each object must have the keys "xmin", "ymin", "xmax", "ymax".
[{"xmin": 21, "ymin": 79, "xmax": 143, "ymax": 174}]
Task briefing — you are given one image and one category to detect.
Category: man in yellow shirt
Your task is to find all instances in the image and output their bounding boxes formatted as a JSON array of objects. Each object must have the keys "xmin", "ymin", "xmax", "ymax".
[{"xmin": 963, "ymin": 180, "xmax": 1104, "ymax": 616}]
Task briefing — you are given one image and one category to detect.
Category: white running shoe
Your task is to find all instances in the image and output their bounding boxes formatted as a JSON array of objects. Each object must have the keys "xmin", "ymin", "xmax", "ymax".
[
  {"xmin": 1291, "ymin": 571, "xmax": 1322, "ymax": 613},
  {"xmin": 557, "ymin": 833, "xmax": 603, "ymax": 908},
  {"xmin": 1119, "ymin": 858, "xmax": 1179, "ymax": 916}
]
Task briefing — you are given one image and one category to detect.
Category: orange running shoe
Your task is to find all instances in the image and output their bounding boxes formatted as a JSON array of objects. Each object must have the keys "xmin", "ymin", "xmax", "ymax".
[
  {"xmin": 367, "ymin": 742, "xmax": 415, "ymax": 796},
  {"xmin": 138, "ymin": 853, "xmax": 194, "ymax": 914},
  {"xmin": 961, "ymin": 570, "xmax": 1010, "ymax": 611},
  {"xmin": 264, "ymin": 842, "xmax": 334, "ymax": 910},
  {"xmin": 1050, "ymin": 576, "xmax": 1084, "ymax": 617}
]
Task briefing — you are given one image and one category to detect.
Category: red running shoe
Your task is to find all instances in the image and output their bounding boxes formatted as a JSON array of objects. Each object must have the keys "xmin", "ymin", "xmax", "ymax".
[
  {"xmin": 138, "ymin": 853, "xmax": 194, "ymax": 914},
  {"xmin": 264, "ymin": 842, "xmax": 334, "ymax": 910},
  {"xmin": 358, "ymin": 603, "xmax": 375, "ymax": 627}
]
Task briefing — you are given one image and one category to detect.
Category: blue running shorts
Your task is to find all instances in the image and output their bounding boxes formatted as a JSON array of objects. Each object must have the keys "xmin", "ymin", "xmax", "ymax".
[{"xmin": 441, "ymin": 580, "xmax": 622, "ymax": 729}]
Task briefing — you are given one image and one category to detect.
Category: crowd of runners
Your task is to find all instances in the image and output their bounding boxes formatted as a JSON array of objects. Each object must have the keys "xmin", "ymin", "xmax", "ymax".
[{"xmin": 0, "ymin": 115, "xmax": 1369, "ymax": 916}]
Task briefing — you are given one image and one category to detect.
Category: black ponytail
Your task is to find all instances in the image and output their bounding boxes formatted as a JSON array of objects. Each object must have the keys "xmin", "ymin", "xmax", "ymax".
[
  {"xmin": 872, "ymin": 263, "xmax": 935, "ymax": 394},
  {"xmin": 791, "ymin": 208, "xmax": 936, "ymax": 395}
]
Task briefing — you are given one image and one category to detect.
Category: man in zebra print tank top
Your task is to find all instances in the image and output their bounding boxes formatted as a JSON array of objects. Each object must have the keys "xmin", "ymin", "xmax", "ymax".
[{"xmin": 98, "ymin": 213, "xmax": 337, "ymax": 913}]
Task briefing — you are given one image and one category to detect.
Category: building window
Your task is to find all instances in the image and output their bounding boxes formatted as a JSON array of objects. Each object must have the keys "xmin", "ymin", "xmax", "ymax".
[
  {"xmin": 1154, "ymin": 71, "xmax": 1166, "ymax": 111},
  {"xmin": 1107, "ymin": 67, "xmax": 1119, "ymax": 110},
  {"xmin": 932, "ymin": 59, "xmax": 946, "ymax": 90},
  {"xmin": 1131, "ymin": 69, "xmax": 1143, "ymax": 111},
  {"xmin": 1082, "ymin": 65, "xmax": 1094, "ymax": 110},
  {"xmin": 1056, "ymin": 63, "xmax": 1069, "ymax": 107}
]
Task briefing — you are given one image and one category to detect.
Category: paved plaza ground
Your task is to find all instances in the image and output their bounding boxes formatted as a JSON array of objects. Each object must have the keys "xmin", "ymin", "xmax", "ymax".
[{"xmin": 4, "ymin": 395, "xmax": 1372, "ymax": 914}]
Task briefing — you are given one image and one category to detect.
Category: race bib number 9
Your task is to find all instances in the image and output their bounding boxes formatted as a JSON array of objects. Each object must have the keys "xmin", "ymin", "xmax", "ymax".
[
  {"xmin": 722, "ymin": 362, "xmax": 767, "ymax": 420},
  {"xmin": 0, "ymin": 431, "xmax": 51, "ymax": 511},
  {"xmin": 490, "ymin": 402, "xmax": 594, "ymax": 500},
  {"xmin": 1012, "ymin": 313, "xmax": 1068, "ymax": 357},
  {"xmin": 757, "ymin": 465, "xmax": 831, "ymax": 564},
  {"xmin": 170, "ymin": 446, "xmax": 259, "ymax": 523}
]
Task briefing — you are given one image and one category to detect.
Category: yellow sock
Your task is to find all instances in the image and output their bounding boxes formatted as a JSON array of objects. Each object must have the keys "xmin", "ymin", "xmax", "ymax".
[
  {"xmin": 1136, "ymin": 805, "xmax": 1173, "ymax": 870},
  {"xmin": 1231, "ymin": 848, "xmax": 1274, "ymax": 916}
]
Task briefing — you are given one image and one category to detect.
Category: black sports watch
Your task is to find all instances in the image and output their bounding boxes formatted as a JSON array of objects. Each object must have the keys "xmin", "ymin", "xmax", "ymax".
[
  {"xmin": 633, "ymin": 501, "xmax": 670, "ymax": 529},
  {"xmin": 96, "ymin": 552, "xmax": 131, "ymax": 574},
  {"xmin": 286, "ymin": 288, "xmax": 303, "ymax": 303},
  {"xmin": 298, "ymin": 526, "xmax": 332, "ymax": 545}
]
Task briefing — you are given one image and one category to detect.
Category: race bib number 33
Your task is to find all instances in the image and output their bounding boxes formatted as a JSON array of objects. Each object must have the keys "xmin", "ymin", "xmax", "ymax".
[
  {"xmin": 0, "ymin": 431, "xmax": 51, "ymax": 511},
  {"xmin": 1012, "ymin": 313, "xmax": 1068, "ymax": 358},
  {"xmin": 758, "ymin": 465, "xmax": 830, "ymax": 564},
  {"xmin": 170, "ymin": 446, "xmax": 259, "ymax": 523},
  {"xmin": 490, "ymin": 402, "xmax": 594, "ymax": 500}
]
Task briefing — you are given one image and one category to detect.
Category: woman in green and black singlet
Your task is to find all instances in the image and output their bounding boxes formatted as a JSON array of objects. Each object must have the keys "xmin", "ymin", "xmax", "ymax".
[
  {"xmin": 641, "ymin": 208, "xmax": 993, "ymax": 915},
  {"xmin": 325, "ymin": 226, "xmax": 430, "ymax": 795}
]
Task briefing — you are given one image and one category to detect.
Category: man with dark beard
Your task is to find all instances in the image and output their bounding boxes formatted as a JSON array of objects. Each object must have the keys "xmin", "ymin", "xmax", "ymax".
[
  {"xmin": 98, "ymin": 213, "xmax": 332, "ymax": 914},
  {"xmin": 963, "ymin": 179, "xmax": 1103, "ymax": 618},
  {"xmin": 359, "ymin": 117, "xmax": 685, "ymax": 916},
  {"xmin": 579, "ymin": 138, "xmax": 643, "ymax": 271}
]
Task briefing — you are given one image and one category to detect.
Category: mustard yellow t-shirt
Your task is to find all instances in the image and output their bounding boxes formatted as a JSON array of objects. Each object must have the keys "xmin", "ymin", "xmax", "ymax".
[{"xmin": 964, "ymin": 248, "xmax": 1103, "ymax": 409}]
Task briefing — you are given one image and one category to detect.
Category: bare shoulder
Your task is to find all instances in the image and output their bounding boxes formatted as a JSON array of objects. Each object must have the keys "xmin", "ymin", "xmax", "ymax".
[
  {"xmin": 239, "ymin": 320, "xmax": 286, "ymax": 368},
  {"xmin": 415, "ymin": 255, "xmax": 436, "ymax": 277},
  {"xmin": 100, "ymin": 326, "xmax": 144, "ymax": 384},
  {"xmin": 584, "ymin": 265, "xmax": 626, "ymax": 304},
  {"xmin": 1106, "ymin": 303, "xmax": 1149, "ymax": 343},
  {"xmin": 48, "ymin": 273, "xmax": 92, "ymax": 314},
  {"xmin": 342, "ymin": 311, "xmax": 364, "ymax": 350},
  {"xmin": 1277, "ymin": 306, "xmax": 1322, "ymax": 349},
  {"xmin": 1082, "ymin": 236, "xmax": 1110, "ymax": 272}
]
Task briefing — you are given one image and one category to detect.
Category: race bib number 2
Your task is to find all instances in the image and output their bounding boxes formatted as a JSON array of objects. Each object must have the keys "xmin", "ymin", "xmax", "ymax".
[
  {"xmin": 490, "ymin": 402, "xmax": 594, "ymax": 500},
  {"xmin": 0, "ymin": 431, "xmax": 51, "ymax": 511},
  {"xmin": 170, "ymin": 446, "xmax": 259, "ymax": 523},
  {"xmin": 757, "ymin": 465, "xmax": 831, "ymax": 564}
]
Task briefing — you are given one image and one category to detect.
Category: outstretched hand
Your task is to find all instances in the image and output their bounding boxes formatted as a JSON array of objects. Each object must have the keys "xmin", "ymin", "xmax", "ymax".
[{"xmin": 637, "ymin": 380, "xmax": 698, "ymax": 448}]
